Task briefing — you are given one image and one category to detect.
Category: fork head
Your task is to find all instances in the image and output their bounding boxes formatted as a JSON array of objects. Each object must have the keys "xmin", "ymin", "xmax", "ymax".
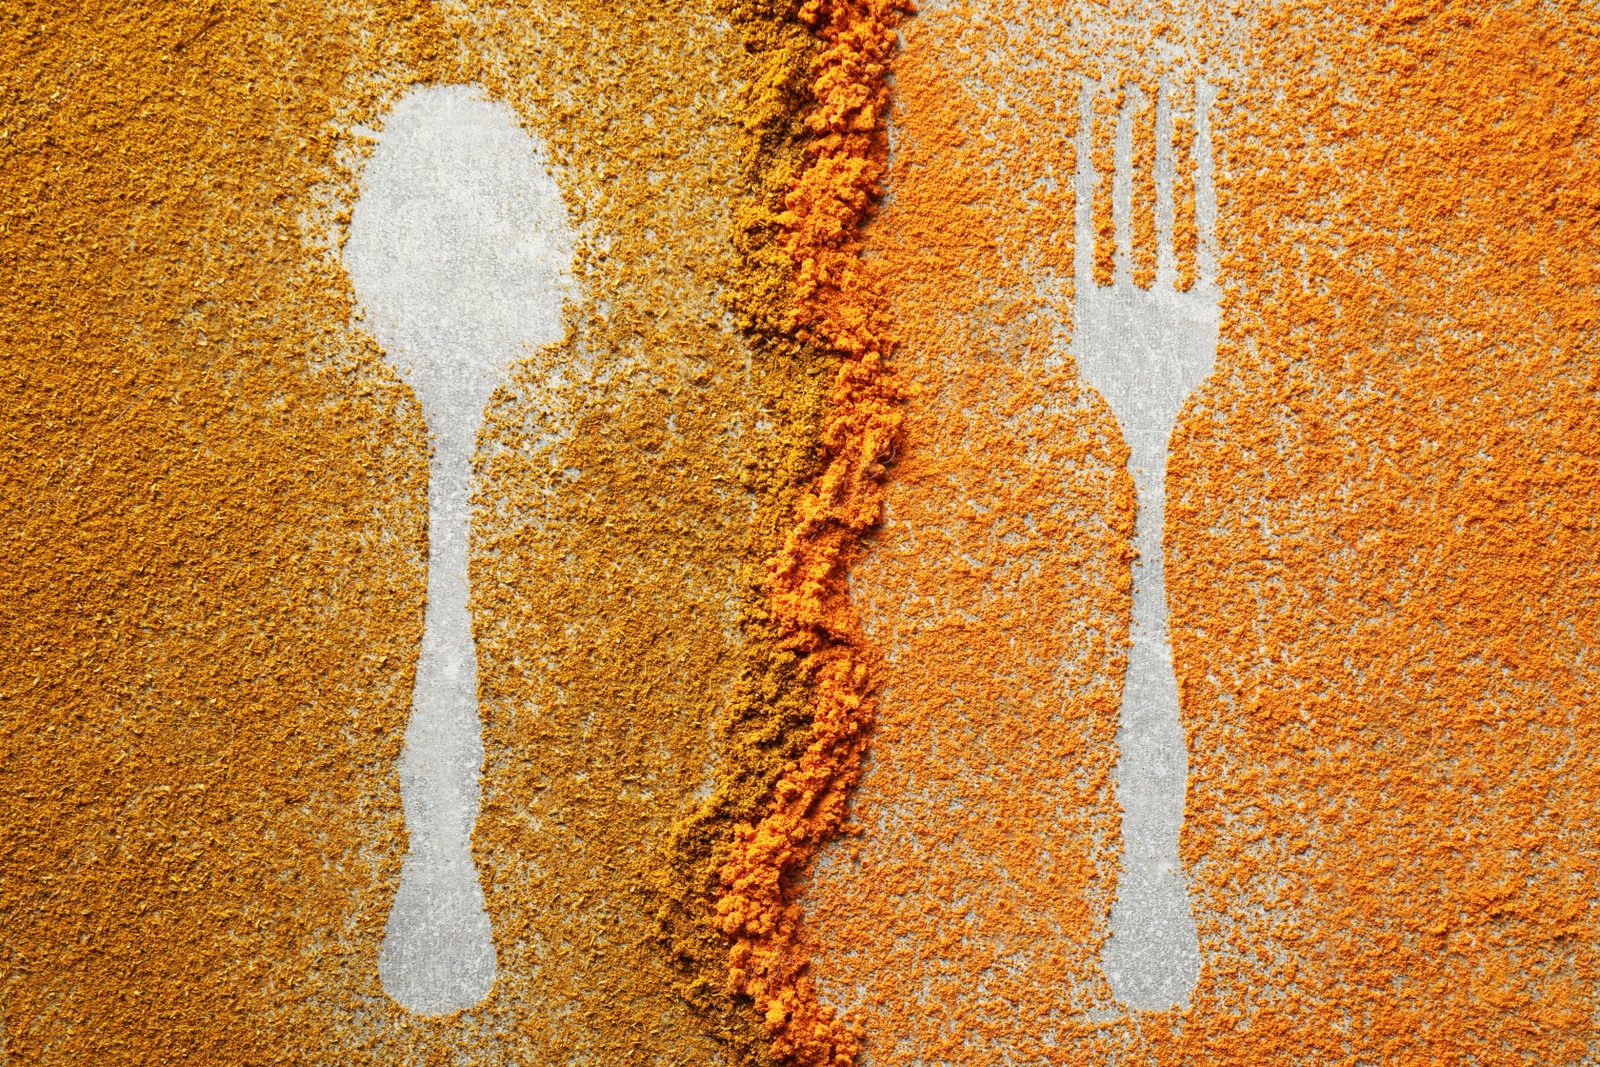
[{"xmin": 1070, "ymin": 75, "xmax": 1220, "ymax": 458}]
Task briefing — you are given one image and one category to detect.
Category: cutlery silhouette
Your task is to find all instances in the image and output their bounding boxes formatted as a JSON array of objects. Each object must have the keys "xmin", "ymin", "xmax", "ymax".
[
  {"xmin": 341, "ymin": 84, "xmax": 573, "ymax": 1015},
  {"xmin": 1072, "ymin": 77, "xmax": 1218, "ymax": 1012}
]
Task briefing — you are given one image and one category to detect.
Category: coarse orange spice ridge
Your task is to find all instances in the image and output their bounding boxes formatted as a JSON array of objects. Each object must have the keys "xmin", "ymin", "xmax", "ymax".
[{"xmin": 712, "ymin": 0, "xmax": 908, "ymax": 1061}]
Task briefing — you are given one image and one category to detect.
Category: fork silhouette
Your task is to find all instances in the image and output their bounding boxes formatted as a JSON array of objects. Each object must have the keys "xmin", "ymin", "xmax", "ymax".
[{"xmin": 1071, "ymin": 76, "xmax": 1218, "ymax": 1011}]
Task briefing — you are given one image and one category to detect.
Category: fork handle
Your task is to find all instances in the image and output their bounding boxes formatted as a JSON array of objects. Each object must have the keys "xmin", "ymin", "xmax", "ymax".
[
  {"xmin": 1102, "ymin": 444, "xmax": 1201, "ymax": 1010},
  {"xmin": 1120, "ymin": 454, "xmax": 1188, "ymax": 844}
]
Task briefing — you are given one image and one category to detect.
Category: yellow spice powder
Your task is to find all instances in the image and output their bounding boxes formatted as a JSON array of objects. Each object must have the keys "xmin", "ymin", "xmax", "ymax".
[{"xmin": 1, "ymin": 0, "xmax": 872, "ymax": 1062}]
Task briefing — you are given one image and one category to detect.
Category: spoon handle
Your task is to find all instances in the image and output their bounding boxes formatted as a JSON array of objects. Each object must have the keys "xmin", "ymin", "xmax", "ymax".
[{"xmin": 378, "ymin": 442, "xmax": 496, "ymax": 1014}]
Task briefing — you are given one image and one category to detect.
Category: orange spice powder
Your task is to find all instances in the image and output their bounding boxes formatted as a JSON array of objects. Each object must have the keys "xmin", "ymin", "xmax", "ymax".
[{"xmin": 800, "ymin": 0, "xmax": 1600, "ymax": 1063}]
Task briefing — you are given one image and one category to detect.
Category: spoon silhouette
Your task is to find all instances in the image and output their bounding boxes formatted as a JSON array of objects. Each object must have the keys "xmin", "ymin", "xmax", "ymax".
[{"xmin": 342, "ymin": 84, "xmax": 573, "ymax": 1015}]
